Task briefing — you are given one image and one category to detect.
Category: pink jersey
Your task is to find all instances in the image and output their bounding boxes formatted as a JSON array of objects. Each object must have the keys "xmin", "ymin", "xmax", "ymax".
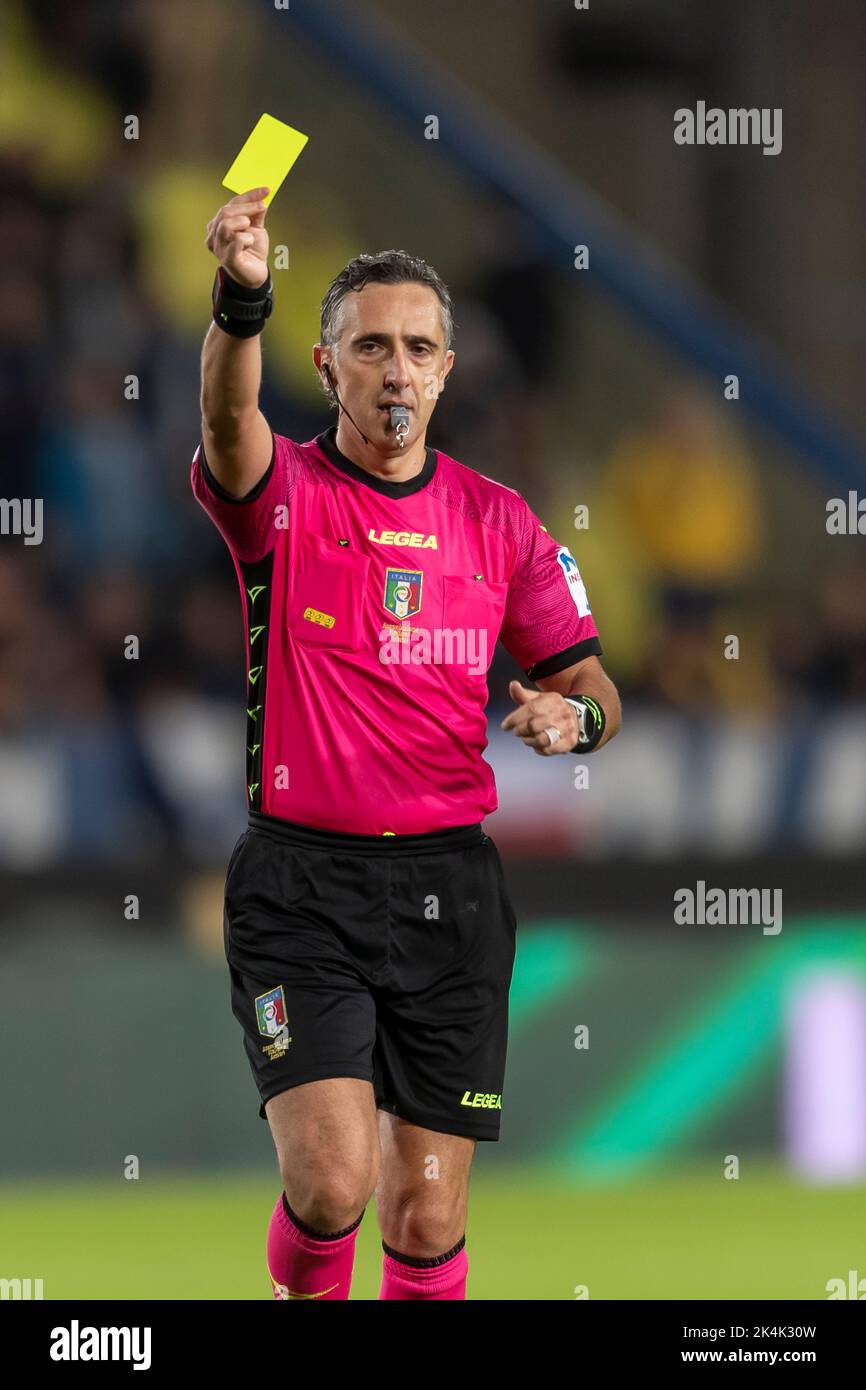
[{"xmin": 191, "ymin": 425, "xmax": 602, "ymax": 834}]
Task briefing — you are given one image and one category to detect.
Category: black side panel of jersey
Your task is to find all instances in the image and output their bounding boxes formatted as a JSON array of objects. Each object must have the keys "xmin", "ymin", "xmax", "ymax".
[{"xmin": 238, "ymin": 552, "xmax": 275, "ymax": 814}]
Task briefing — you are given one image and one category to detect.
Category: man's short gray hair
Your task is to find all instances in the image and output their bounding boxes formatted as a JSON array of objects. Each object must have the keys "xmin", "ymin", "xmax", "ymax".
[{"xmin": 319, "ymin": 250, "xmax": 454, "ymax": 405}]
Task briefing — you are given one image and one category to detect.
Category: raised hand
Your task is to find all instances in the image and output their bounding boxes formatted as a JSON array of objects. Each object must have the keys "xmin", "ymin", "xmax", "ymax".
[{"xmin": 205, "ymin": 186, "xmax": 271, "ymax": 288}]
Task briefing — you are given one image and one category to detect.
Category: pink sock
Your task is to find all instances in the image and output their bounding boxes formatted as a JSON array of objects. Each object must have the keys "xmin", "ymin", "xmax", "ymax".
[
  {"xmin": 267, "ymin": 1192, "xmax": 362, "ymax": 1300},
  {"xmin": 378, "ymin": 1237, "xmax": 468, "ymax": 1300}
]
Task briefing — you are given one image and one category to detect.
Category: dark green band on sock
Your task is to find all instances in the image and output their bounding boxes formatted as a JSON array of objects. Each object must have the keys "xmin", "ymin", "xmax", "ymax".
[
  {"xmin": 382, "ymin": 1234, "xmax": 466, "ymax": 1268},
  {"xmin": 282, "ymin": 1191, "xmax": 363, "ymax": 1242}
]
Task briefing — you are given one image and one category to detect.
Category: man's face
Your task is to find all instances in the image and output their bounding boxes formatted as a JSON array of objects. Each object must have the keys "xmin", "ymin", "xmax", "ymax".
[{"xmin": 315, "ymin": 281, "xmax": 454, "ymax": 450}]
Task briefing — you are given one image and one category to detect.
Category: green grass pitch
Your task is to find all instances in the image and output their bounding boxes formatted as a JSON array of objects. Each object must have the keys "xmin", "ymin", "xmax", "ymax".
[{"xmin": 1, "ymin": 1162, "xmax": 861, "ymax": 1300}]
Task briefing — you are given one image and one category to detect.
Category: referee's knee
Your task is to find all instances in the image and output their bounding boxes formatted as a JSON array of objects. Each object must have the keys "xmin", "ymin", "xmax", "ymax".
[
  {"xmin": 378, "ymin": 1197, "xmax": 465, "ymax": 1260},
  {"xmin": 283, "ymin": 1167, "xmax": 375, "ymax": 1236}
]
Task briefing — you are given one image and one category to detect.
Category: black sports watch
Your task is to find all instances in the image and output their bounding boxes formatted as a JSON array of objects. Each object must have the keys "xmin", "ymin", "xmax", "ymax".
[
  {"xmin": 212, "ymin": 266, "xmax": 274, "ymax": 338},
  {"xmin": 564, "ymin": 694, "xmax": 605, "ymax": 752}
]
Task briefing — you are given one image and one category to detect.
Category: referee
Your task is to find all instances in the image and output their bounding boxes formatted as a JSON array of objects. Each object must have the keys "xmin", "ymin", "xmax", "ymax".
[{"xmin": 193, "ymin": 187, "xmax": 621, "ymax": 1300}]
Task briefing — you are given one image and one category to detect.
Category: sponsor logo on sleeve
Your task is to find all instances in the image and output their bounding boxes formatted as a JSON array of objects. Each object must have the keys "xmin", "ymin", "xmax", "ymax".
[{"xmin": 556, "ymin": 547, "xmax": 591, "ymax": 617}]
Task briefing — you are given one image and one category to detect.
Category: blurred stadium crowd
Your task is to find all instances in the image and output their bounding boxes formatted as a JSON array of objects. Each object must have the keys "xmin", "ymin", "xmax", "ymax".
[{"xmin": 1, "ymin": 0, "xmax": 865, "ymax": 866}]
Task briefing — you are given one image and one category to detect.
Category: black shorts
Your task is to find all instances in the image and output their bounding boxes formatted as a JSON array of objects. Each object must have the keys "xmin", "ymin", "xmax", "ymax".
[{"xmin": 223, "ymin": 812, "xmax": 517, "ymax": 1142}]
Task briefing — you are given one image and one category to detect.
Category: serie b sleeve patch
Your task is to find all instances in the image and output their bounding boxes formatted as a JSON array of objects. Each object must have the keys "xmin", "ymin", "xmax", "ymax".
[{"xmin": 556, "ymin": 546, "xmax": 592, "ymax": 617}]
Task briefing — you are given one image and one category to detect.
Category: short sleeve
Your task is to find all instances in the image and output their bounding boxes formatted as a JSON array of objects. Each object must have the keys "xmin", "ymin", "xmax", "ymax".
[
  {"xmin": 500, "ymin": 500, "xmax": 602, "ymax": 680},
  {"xmin": 190, "ymin": 431, "xmax": 292, "ymax": 563}
]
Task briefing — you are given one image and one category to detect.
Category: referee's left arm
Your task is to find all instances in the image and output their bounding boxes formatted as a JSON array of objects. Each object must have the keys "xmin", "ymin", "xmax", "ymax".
[
  {"xmin": 501, "ymin": 656, "xmax": 622, "ymax": 756},
  {"xmin": 498, "ymin": 497, "xmax": 619, "ymax": 758}
]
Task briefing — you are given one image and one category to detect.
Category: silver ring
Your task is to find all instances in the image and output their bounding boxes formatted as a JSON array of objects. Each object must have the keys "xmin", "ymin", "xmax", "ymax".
[{"xmin": 544, "ymin": 726, "xmax": 561, "ymax": 747}]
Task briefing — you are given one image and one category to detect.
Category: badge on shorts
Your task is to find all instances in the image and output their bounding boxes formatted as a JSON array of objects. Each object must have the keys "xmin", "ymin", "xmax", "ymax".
[
  {"xmin": 383, "ymin": 568, "xmax": 423, "ymax": 619},
  {"xmin": 255, "ymin": 985, "xmax": 292, "ymax": 1060}
]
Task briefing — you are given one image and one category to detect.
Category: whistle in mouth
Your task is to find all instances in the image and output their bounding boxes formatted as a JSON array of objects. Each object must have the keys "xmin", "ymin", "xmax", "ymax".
[{"xmin": 390, "ymin": 405, "xmax": 410, "ymax": 447}]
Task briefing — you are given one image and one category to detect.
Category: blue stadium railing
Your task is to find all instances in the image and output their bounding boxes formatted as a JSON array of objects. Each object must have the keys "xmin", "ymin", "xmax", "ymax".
[{"xmin": 269, "ymin": 0, "xmax": 866, "ymax": 491}]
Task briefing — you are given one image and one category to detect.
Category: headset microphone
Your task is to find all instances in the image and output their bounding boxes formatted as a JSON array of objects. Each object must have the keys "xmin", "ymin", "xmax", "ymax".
[
  {"xmin": 323, "ymin": 364, "xmax": 369, "ymax": 445},
  {"xmin": 323, "ymin": 366, "xmax": 411, "ymax": 449}
]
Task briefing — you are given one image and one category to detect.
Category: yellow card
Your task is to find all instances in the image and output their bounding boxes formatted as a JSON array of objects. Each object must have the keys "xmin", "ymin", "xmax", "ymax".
[{"xmin": 222, "ymin": 114, "xmax": 309, "ymax": 207}]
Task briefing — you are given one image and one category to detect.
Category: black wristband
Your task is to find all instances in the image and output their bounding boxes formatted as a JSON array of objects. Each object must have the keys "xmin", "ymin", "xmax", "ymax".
[
  {"xmin": 564, "ymin": 693, "xmax": 606, "ymax": 752},
  {"xmin": 212, "ymin": 266, "xmax": 273, "ymax": 338}
]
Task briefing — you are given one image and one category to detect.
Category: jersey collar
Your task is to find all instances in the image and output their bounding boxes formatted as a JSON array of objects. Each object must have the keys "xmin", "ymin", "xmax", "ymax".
[{"xmin": 314, "ymin": 425, "xmax": 437, "ymax": 498}]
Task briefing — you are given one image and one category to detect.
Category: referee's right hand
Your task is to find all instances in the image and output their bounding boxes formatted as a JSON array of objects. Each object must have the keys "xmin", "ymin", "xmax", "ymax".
[{"xmin": 205, "ymin": 187, "xmax": 271, "ymax": 289}]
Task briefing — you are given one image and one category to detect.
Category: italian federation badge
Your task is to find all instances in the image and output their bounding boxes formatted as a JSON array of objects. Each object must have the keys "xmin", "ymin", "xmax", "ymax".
[
  {"xmin": 255, "ymin": 985, "xmax": 292, "ymax": 1060},
  {"xmin": 383, "ymin": 568, "xmax": 423, "ymax": 620}
]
